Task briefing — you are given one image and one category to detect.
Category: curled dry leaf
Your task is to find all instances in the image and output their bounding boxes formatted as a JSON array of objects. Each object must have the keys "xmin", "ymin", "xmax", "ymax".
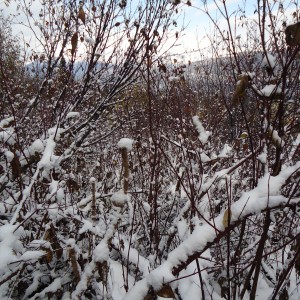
[{"xmin": 78, "ymin": 7, "xmax": 85, "ymax": 24}]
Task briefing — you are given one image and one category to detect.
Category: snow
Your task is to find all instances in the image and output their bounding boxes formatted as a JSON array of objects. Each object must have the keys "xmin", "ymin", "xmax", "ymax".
[
  {"xmin": 240, "ymin": 71, "xmax": 255, "ymax": 79},
  {"xmin": 49, "ymin": 179, "xmax": 59, "ymax": 196},
  {"xmin": 112, "ymin": 236, "xmax": 150, "ymax": 276},
  {"xmin": 22, "ymin": 271, "xmax": 43, "ymax": 299},
  {"xmin": 192, "ymin": 116, "xmax": 211, "ymax": 144},
  {"xmin": 8, "ymin": 124, "xmax": 63, "ymax": 225},
  {"xmin": 72, "ymin": 262, "xmax": 95, "ymax": 299},
  {"xmin": 38, "ymin": 131, "xmax": 57, "ymax": 170},
  {"xmin": 268, "ymin": 125, "xmax": 284, "ymax": 147},
  {"xmin": 177, "ymin": 218, "xmax": 188, "ymax": 240},
  {"xmin": 0, "ymin": 224, "xmax": 23, "ymax": 276},
  {"xmin": 79, "ymin": 219, "xmax": 94, "ymax": 234},
  {"xmin": 89, "ymin": 176, "xmax": 96, "ymax": 183},
  {"xmin": 48, "ymin": 126, "xmax": 63, "ymax": 139},
  {"xmin": 117, "ymin": 138, "xmax": 134, "ymax": 151},
  {"xmin": 30, "ymin": 139, "xmax": 44, "ymax": 154},
  {"xmin": 110, "ymin": 260, "xmax": 135, "ymax": 300},
  {"xmin": 258, "ymin": 84, "xmax": 282, "ymax": 97},
  {"xmin": 66, "ymin": 111, "xmax": 80, "ymax": 119},
  {"xmin": 148, "ymin": 264, "xmax": 175, "ymax": 290},
  {"xmin": 4, "ymin": 150, "xmax": 14, "ymax": 162},
  {"xmin": 0, "ymin": 117, "xmax": 14, "ymax": 129},
  {"xmin": 218, "ymin": 144, "xmax": 232, "ymax": 158},
  {"xmin": 178, "ymin": 256, "xmax": 222, "ymax": 300},
  {"xmin": 28, "ymin": 240, "xmax": 51, "ymax": 249},
  {"xmin": 257, "ymin": 152, "xmax": 267, "ymax": 163},
  {"xmin": 142, "ymin": 201, "xmax": 151, "ymax": 212},
  {"xmin": 78, "ymin": 191, "xmax": 103, "ymax": 207},
  {"xmin": 231, "ymin": 162, "xmax": 300, "ymax": 216},
  {"xmin": 20, "ymin": 250, "xmax": 46, "ymax": 261},
  {"xmin": 29, "ymin": 277, "xmax": 62, "ymax": 299},
  {"xmin": 1, "ymin": 21, "xmax": 300, "ymax": 300},
  {"xmin": 124, "ymin": 161, "xmax": 300, "ymax": 299},
  {"xmin": 48, "ymin": 203, "xmax": 59, "ymax": 218},
  {"xmin": 0, "ymin": 128, "xmax": 16, "ymax": 145},
  {"xmin": 85, "ymin": 37, "xmax": 95, "ymax": 44},
  {"xmin": 125, "ymin": 280, "xmax": 149, "ymax": 300},
  {"xmin": 111, "ymin": 190, "xmax": 128, "ymax": 205},
  {"xmin": 262, "ymin": 53, "xmax": 276, "ymax": 69},
  {"xmin": 94, "ymin": 239, "xmax": 110, "ymax": 262},
  {"xmin": 200, "ymin": 152, "xmax": 211, "ymax": 162},
  {"xmin": 290, "ymin": 133, "xmax": 300, "ymax": 160},
  {"xmin": 168, "ymin": 76, "xmax": 180, "ymax": 82}
]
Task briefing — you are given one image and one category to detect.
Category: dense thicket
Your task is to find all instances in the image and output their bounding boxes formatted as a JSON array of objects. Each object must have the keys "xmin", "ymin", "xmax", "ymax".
[{"xmin": 0, "ymin": 0, "xmax": 300, "ymax": 299}]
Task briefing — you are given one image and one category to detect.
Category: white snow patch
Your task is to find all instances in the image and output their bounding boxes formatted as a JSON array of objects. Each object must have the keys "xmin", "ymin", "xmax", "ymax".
[
  {"xmin": 110, "ymin": 260, "xmax": 135, "ymax": 300},
  {"xmin": 0, "ymin": 116, "xmax": 14, "ymax": 129},
  {"xmin": 4, "ymin": 151, "xmax": 14, "ymax": 162},
  {"xmin": 262, "ymin": 53, "xmax": 276, "ymax": 69},
  {"xmin": 268, "ymin": 125, "xmax": 284, "ymax": 147},
  {"xmin": 218, "ymin": 144, "xmax": 232, "ymax": 158},
  {"xmin": 0, "ymin": 224, "xmax": 23, "ymax": 276},
  {"xmin": 49, "ymin": 203, "xmax": 59, "ymax": 219},
  {"xmin": 258, "ymin": 84, "xmax": 282, "ymax": 97},
  {"xmin": 168, "ymin": 76, "xmax": 180, "ymax": 82},
  {"xmin": 30, "ymin": 277, "xmax": 62, "ymax": 299},
  {"xmin": 94, "ymin": 240, "xmax": 110, "ymax": 262},
  {"xmin": 142, "ymin": 201, "xmax": 151, "ymax": 213},
  {"xmin": 30, "ymin": 139, "xmax": 44, "ymax": 154},
  {"xmin": 257, "ymin": 152, "xmax": 267, "ymax": 164},
  {"xmin": 192, "ymin": 116, "xmax": 211, "ymax": 144},
  {"xmin": 118, "ymin": 138, "xmax": 134, "ymax": 151},
  {"xmin": 111, "ymin": 190, "xmax": 128, "ymax": 205},
  {"xmin": 20, "ymin": 250, "xmax": 46, "ymax": 261},
  {"xmin": 0, "ymin": 128, "xmax": 16, "ymax": 145},
  {"xmin": 85, "ymin": 37, "xmax": 95, "ymax": 44},
  {"xmin": 66, "ymin": 112, "xmax": 80, "ymax": 119},
  {"xmin": 89, "ymin": 177, "xmax": 96, "ymax": 184},
  {"xmin": 28, "ymin": 240, "xmax": 51, "ymax": 249},
  {"xmin": 48, "ymin": 126, "xmax": 63, "ymax": 139},
  {"xmin": 200, "ymin": 152, "xmax": 211, "ymax": 162},
  {"xmin": 177, "ymin": 218, "xmax": 188, "ymax": 240},
  {"xmin": 113, "ymin": 236, "xmax": 150, "ymax": 276}
]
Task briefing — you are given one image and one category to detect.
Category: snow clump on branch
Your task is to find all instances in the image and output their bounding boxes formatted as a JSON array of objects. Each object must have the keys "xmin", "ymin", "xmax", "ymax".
[
  {"xmin": 117, "ymin": 138, "xmax": 134, "ymax": 151},
  {"xmin": 192, "ymin": 116, "xmax": 211, "ymax": 144}
]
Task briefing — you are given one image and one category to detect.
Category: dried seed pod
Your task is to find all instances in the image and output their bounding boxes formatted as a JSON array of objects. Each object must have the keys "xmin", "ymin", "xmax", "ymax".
[{"xmin": 222, "ymin": 208, "xmax": 231, "ymax": 228}]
